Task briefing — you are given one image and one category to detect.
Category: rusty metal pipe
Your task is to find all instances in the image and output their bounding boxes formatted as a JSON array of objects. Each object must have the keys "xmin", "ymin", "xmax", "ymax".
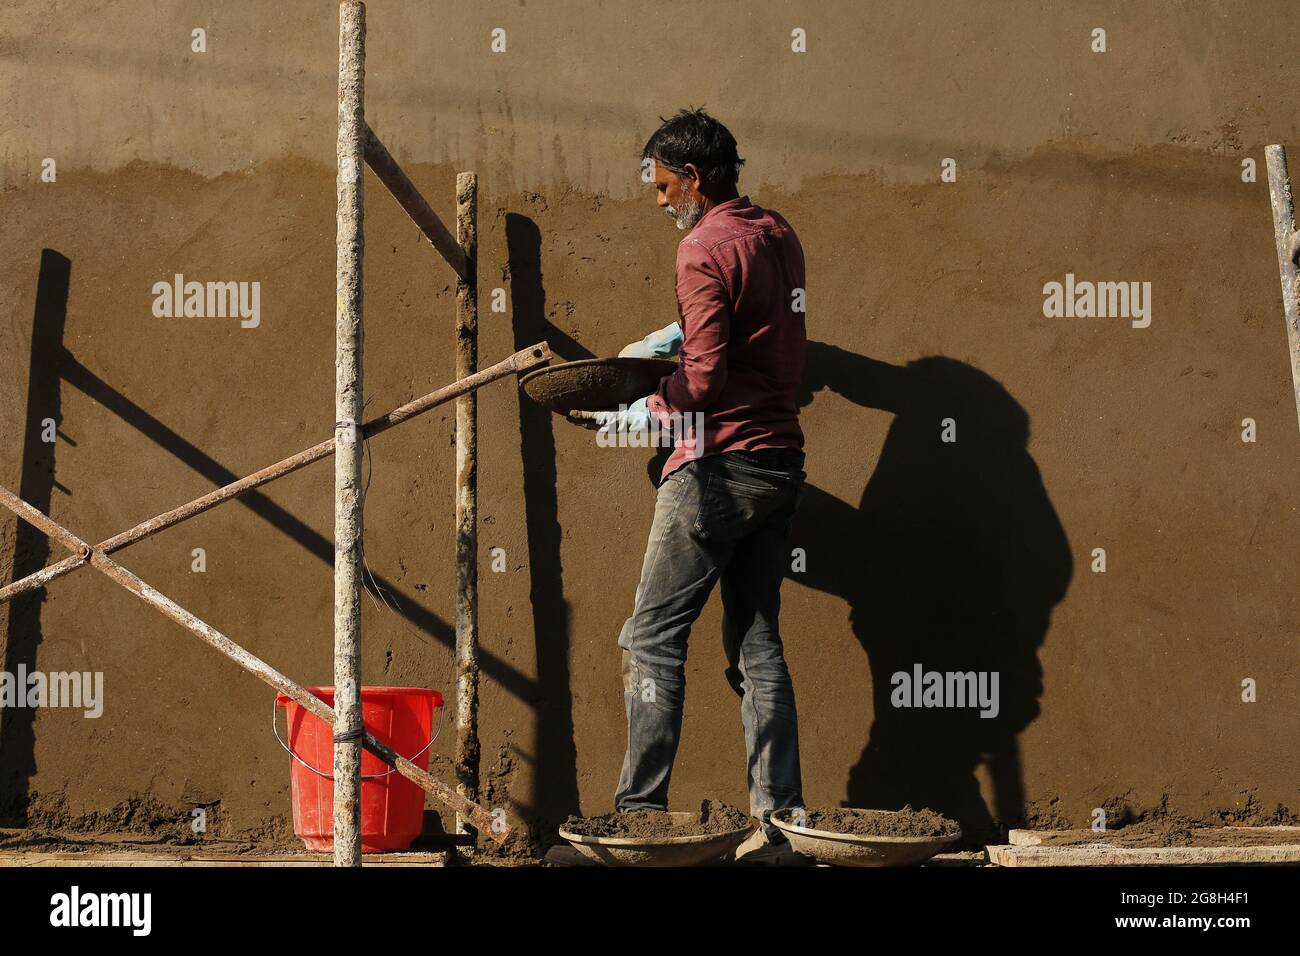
[
  {"xmin": 364, "ymin": 125, "xmax": 468, "ymax": 281},
  {"xmin": 0, "ymin": 343, "xmax": 551, "ymax": 605}
]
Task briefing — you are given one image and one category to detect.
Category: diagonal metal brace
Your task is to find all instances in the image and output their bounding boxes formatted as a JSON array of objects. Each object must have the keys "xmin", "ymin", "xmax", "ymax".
[
  {"xmin": 365, "ymin": 124, "xmax": 468, "ymax": 280},
  {"xmin": 0, "ymin": 483, "xmax": 512, "ymax": 844},
  {"xmin": 0, "ymin": 342, "xmax": 551, "ymax": 605}
]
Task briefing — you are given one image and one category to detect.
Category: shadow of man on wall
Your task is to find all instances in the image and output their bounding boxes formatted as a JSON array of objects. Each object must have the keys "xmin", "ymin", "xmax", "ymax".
[
  {"xmin": 790, "ymin": 341, "xmax": 1073, "ymax": 842},
  {"xmin": 504, "ymin": 213, "xmax": 595, "ymax": 850}
]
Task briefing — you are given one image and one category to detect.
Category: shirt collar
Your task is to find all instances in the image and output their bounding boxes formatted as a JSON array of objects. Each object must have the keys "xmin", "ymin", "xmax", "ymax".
[{"xmin": 694, "ymin": 195, "xmax": 751, "ymax": 229}]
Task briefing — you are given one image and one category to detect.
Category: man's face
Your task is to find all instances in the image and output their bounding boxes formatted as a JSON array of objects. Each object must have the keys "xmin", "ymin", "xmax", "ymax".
[{"xmin": 653, "ymin": 161, "xmax": 703, "ymax": 231}]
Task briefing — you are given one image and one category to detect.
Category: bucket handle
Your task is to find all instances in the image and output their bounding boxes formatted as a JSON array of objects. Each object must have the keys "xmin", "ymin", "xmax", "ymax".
[{"xmin": 272, "ymin": 700, "xmax": 444, "ymax": 780}]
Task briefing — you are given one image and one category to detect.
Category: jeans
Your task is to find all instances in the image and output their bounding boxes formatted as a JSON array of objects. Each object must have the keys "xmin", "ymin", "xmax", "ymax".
[{"xmin": 614, "ymin": 448, "xmax": 806, "ymax": 838}]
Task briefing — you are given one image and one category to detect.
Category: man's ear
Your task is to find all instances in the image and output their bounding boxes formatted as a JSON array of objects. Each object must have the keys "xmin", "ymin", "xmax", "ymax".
[{"xmin": 681, "ymin": 163, "xmax": 704, "ymax": 194}]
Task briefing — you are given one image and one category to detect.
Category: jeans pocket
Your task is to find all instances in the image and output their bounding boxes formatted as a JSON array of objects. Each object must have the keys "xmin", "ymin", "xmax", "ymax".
[
  {"xmin": 692, "ymin": 472, "xmax": 779, "ymax": 542},
  {"xmin": 727, "ymin": 455, "xmax": 803, "ymax": 484}
]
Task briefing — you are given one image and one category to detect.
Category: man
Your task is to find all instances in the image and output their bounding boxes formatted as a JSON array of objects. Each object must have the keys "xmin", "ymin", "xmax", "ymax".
[{"xmin": 576, "ymin": 109, "xmax": 809, "ymax": 862}]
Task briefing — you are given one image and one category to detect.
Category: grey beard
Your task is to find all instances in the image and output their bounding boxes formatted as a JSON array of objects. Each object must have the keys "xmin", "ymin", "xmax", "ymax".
[{"xmin": 667, "ymin": 192, "xmax": 703, "ymax": 230}]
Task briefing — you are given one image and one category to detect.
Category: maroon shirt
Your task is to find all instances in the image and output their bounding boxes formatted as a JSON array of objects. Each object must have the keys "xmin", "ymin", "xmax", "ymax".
[{"xmin": 647, "ymin": 196, "xmax": 807, "ymax": 481}]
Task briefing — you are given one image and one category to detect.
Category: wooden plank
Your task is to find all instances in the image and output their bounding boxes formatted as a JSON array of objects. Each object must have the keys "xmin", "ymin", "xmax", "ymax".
[
  {"xmin": 988, "ymin": 842, "xmax": 1300, "ymax": 867},
  {"xmin": 1008, "ymin": 825, "xmax": 1300, "ymax": 847}
]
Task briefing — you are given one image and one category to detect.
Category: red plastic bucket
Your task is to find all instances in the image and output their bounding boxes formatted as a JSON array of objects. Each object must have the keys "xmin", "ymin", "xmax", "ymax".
[{"xmin": 274, "ymin": 686, "xmax": 443, "ymax": 853}]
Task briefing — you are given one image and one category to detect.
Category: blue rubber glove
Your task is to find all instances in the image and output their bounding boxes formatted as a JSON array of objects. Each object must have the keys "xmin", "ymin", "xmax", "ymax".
[
  {"xmin": 568, "ymin": 395, "xmax": 652, "ymax": 433},
  {"xmin": 619, "ymin": 322, "xmax": 683, "ymax": 359}
]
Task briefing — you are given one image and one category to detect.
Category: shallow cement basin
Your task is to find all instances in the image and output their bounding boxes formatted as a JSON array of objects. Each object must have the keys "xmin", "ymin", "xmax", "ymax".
[
  {"xmin": 770, "ymin": 808, "xmax": 961, "ymax": 867},
  {"xmin": 557, "ymin": 812, "xmax": 754, "ymax": 867},
  {"xmin": 519, "ymin": 357, "xmax": 677, "ymax": 412}
]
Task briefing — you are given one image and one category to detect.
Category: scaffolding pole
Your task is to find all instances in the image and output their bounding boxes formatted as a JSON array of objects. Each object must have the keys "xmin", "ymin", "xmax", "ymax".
[
  {"xmin": 454, "ymin": 171, "xmax": 480, "ymax": 835},
  {"xmin": 334, "ymin": 0, "xmax": 366, "ymax": 868},
  {"xmin": 1265, "ymin": 145, "xmax": 1300, "ymax": 436}
]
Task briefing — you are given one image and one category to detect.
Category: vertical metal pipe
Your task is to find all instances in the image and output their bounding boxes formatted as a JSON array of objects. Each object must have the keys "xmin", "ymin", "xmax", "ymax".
[
  {"xmin": 454, "ymin": 172, "xmax": 480, "ymax": 837},
  {"xmin": 334, "ymin": 0, "xmax": 366, "ymax": 868},
  {"xmin": 1265, "ymin": 146, "xmax": 1300, "ymax": 436}
]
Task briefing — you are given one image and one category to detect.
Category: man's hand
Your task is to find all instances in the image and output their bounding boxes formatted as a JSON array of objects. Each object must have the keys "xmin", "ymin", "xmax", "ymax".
[
  {"xmin": 618, "ymin": 322, "xmax": 684, "ymax": 359},
  {"xmin": 566, "ymin": 396, "xmax": 652, "ymax": 433}
]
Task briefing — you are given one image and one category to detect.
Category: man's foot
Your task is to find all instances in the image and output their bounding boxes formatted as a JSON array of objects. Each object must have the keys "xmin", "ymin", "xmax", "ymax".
[{"xmin": 732, "ymin": 827, "xmax": 816, "ymax": 866}]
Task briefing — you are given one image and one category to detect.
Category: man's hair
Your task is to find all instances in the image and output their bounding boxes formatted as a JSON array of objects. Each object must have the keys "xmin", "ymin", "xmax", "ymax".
[{"xmin": 642, "ymin": 108, "xmax": 745, "ymax": 187}]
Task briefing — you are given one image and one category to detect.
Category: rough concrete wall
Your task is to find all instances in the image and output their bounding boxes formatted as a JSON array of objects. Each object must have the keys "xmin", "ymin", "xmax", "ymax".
[
  {"xmin": 2, "ymin": 1, "xmax": 1297, "ymax": 193},
  {"xmin": 1, "ymin": 2, "xmax": 1297, "ymax": 851}
]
